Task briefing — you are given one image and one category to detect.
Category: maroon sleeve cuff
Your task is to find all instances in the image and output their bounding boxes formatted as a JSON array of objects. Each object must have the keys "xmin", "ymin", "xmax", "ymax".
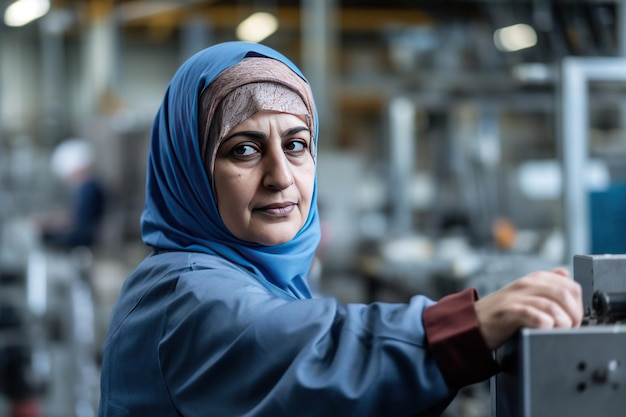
[{"xmin": 423, "ymin": 287, "xmax": 500, "ymax": 389}]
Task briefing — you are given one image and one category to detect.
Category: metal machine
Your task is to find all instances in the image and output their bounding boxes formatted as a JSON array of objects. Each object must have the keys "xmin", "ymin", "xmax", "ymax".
[{"xmin": 491, "ymin": 254, "xmax": 626, "ymax": 417}]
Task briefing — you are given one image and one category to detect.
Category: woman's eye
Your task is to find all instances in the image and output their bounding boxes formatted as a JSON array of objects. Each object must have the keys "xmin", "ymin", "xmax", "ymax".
[
  {"xmin": 285, "ymin": 140, "xmax": 307, "ymax": 153},
  {"xmin": 232, "ymin": 144, "xmax": 257, "ymax": 157}
]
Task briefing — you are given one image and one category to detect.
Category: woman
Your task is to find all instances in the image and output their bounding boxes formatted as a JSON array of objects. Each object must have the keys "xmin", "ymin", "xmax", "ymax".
[{"xmin": 98, "ymin": 41, "xmax": 582, "ymax": 417}]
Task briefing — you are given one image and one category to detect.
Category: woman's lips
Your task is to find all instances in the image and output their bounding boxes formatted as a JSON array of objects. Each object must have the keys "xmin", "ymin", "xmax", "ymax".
[{"xmin": 256, "ymin": 202, "xmax": 296, "ymax": 216}]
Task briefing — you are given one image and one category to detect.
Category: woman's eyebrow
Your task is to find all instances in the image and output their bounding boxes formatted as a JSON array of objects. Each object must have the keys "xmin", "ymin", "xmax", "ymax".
[
  {"xmin": 282, "ymin": 126, "xmax": 310, "ymax": 138},
  {"xmin": 224, "ymin": 125, "xmax": 310, "ymax": 142},
  {"xmin": 224, "ymin": 130, "xmax": 266, "ymax": 141}
]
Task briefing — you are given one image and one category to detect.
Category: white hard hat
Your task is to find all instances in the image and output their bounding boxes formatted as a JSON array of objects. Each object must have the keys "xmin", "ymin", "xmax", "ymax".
[{"xmin": 50, "ymin": 138, "xmax": 94, "ymax": 179}]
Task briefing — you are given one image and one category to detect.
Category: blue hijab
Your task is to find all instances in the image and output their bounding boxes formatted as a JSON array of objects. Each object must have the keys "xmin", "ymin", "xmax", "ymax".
[{"xmin": 140, "ymin": 42, "xmax": 321, "ymax": 299}]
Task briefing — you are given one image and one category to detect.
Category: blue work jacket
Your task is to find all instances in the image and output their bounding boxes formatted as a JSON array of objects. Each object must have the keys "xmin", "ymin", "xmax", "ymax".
[{"xmin": 98, "ymin": 251, "xmax": 455, "ymax": 417}]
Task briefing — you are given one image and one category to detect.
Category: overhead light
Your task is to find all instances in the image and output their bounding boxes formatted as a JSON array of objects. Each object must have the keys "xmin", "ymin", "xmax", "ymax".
[
  {"xmin": 4, "ymin": 0, "xmax": 50, "ymax": 27},
  {"xmin": 493, "ymin": 23, "xmax": 537, "ymax": 52},
  {"xmin": 236, "ymin": 12, "xmax": 278, "ymax": 43}
]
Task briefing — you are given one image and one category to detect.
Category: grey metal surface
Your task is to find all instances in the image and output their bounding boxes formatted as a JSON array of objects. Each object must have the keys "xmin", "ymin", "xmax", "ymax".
[
  {"xmin": 493, "ymin": 327, "xmax": 626, "ymax": 417},
  {"xmin": 573, "ymin": 253, "xmax": 626, "ymax": 314},
  {"xmin": 493, "ymin": 253, "xmax": 626, "ymax": 417}
]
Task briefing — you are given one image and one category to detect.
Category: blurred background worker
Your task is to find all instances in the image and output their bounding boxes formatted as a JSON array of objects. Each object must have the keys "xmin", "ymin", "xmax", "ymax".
[{"xmin": 37, "ymin": 138, "xmax": 106, "ymax": 250}]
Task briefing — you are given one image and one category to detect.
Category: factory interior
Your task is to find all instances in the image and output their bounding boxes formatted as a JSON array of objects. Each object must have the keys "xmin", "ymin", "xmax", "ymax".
[{"xmin": 1, "ymin": 0, "xmax": 626, "ymax": 416}]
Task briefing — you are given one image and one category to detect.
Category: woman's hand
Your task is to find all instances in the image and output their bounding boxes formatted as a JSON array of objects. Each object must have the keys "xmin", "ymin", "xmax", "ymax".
[{"xmin": 474, "ymin": 267, "xmax": 583, "ymax": 350}]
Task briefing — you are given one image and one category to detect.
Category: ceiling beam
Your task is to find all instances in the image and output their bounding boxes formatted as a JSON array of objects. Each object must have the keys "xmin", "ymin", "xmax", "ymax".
[{"xmin": 119, "ymin": 5, "xmax": 433, "ymax": 32}]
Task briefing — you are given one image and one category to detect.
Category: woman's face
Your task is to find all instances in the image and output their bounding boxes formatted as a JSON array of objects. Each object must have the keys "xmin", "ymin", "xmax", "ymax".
[{"xmin": 213, "ymin": 111, "xmax": 315, "ymax": 246}]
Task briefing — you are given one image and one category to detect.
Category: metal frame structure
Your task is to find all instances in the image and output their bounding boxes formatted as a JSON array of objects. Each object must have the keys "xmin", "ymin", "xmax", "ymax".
[{"xmin": 560, "ymin": 57, "xmax": 626, "ymax": 264}]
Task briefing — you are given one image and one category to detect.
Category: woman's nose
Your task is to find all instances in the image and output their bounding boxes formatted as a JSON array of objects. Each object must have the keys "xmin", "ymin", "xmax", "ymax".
[{"xmin": 262, "ymin": 146, "xmax": 294, "ymax": 190}]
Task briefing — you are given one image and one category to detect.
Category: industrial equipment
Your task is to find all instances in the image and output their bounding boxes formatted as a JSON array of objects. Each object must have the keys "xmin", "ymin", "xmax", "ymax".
[{"xmin": 492, "ymin": 254, "xmax": 626, "ymax": 417}]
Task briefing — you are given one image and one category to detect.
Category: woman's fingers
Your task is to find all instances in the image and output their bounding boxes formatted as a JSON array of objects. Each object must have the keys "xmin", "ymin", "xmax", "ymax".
[
  {"xmin": 528, "ymin": 270, "xmax": 583, "ymax": 326},
  {"xmin": 475, "ymin": 269, "xmax": 583, "ymax": 350},
  {"xmin": 518, "ymin": 295, "xmax": 573, "ymax": 328},
  {"xmin": 551, "ymin": 266, "xmax": 570, "ymax": 277}
]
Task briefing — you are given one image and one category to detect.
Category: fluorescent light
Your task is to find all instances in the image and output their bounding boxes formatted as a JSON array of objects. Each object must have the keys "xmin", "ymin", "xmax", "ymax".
[
  {"xmin": 236, "ymin": 12, "xmax": 278, "ymax": 43},
  {"xmin": 4, "ymin": 0, "xmax": 50, "ymax": 27},
  {"xmin": 493, "ymin": 23, "xmax": 537, "ymax": 52}
]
